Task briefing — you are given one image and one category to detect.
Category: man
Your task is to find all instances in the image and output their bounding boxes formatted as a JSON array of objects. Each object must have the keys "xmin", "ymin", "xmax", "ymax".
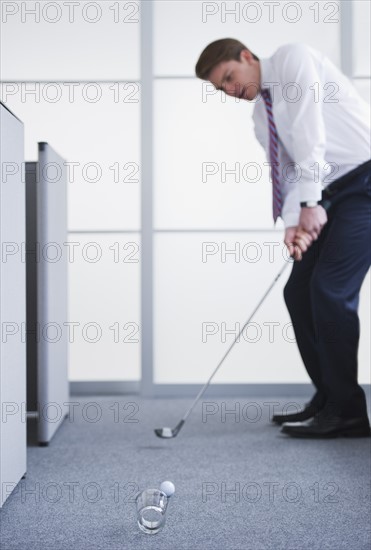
[{"xmin": 195, "ymin": 39, "xmax": 371, "ymax": 438}]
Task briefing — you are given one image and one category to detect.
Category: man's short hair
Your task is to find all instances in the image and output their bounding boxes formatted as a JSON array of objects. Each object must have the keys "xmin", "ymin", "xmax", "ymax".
[{"xmin": 195, "ymin": 38, "xmax": 259, "ymax": 80}]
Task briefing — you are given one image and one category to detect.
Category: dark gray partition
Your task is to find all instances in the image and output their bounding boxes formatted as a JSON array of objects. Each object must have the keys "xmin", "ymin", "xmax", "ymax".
[
  {"xmin": 0, "ymin": 102, "xmax": 27, "ymax": 507},
  {"xmin": 26, "ymin": 142, "xmax": 69, "ymax": 445},
  {"xmin": 25, "ymin": 162, "xmax": 38, "ymax": 413}
]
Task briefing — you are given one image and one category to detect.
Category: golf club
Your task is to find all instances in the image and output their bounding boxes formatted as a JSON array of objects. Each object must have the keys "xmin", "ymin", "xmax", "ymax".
[{"xmin": 154, "ymin": 259, "xmax": 291, "ymax": 439}]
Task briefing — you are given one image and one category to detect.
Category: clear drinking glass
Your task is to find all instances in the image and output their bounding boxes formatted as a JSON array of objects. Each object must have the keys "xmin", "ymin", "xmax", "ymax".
[{"xmin": 136, "ymin": 488, "xmax": 168, "ymax": 535}]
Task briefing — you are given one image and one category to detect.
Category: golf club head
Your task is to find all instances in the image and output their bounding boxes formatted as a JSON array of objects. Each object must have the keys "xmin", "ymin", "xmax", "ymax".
[
  {"xmin": 154, "ymin": 428, "xmax": 174, "ymax": 439},
  {"xmin": 154, "ymin": 420, "xmax": 185, "ymax": 439}
]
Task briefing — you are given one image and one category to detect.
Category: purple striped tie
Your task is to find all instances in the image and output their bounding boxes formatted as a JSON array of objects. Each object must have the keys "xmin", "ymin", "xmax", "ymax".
[{"xmin": 261, "ymin": 88, "xmax": 283, "ymax": 222}]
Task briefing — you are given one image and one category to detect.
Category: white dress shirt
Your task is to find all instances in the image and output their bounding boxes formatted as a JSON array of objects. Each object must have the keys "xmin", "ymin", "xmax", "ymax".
[{"xmin": 252, "ymin": 42, "xmax": 371, "ymax": 228}]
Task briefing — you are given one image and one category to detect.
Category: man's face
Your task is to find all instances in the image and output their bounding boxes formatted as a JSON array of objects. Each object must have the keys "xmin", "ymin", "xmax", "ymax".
[{"xmin": 208, "ymin": 50, "xmax": 261, "ymax": 101}]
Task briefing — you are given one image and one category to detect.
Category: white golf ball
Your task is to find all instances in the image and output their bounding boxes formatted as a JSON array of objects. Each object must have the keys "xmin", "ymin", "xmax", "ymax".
[
  {"xmin": 162, "ymin": 427, "xmax": 173, "ymax": 438},
  {"xmin": 160, "ymin": 481, "xmax": 175, "ymax": 497}
]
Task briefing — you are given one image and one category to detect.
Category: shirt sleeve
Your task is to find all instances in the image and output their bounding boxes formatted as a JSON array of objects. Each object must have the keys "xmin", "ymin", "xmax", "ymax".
[
  {"xmin": 276, "ymin": 43, "xmax": 326, "ymax": 204},
  {"xmin": 280, "ymin": 147, "xmax": 301, "ymax": 228}
]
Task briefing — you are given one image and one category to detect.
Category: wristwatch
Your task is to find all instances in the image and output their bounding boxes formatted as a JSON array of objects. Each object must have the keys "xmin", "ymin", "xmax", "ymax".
[{"xmin": 300, "ymin": 200, "xmax": 318, "ymax": 208}]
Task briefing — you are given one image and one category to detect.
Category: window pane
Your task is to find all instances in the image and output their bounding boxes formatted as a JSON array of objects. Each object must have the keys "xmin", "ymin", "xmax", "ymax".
[
  {"xmin": 353, "ymin": 0, "xmax": 371, "ymax": 77},
  {"xmin": 353, "ymin": 79, "xmax": 371, "ymax": 104},
  {"xmin": 154, "ymin": 0, "xmax": 340, "ymax": 76},
  {"xmin": 154, "ymin": 232, "xmax": 295, "ymax": 384},
  {"xmin": 68, "ymin": 233, "xmax": 141, "ymax": 381},
  {"xmin": 1, "ymin": 83, "xmax": 140, "ymax": 231},
  {"xmin": 1, "ymin": 1, "xmax": 140, "ymax": 80}
]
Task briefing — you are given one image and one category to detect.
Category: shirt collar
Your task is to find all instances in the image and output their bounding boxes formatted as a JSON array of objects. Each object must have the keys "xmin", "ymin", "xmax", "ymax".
[{"xmin": 259, "ymin": 57, "xmax": 274, "ymax": 92}]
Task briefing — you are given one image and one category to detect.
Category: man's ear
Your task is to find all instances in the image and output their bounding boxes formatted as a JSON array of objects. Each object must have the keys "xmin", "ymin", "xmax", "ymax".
[{"xmin": 240, "ymin": 49, "xmax": 252, "ymax": 63}]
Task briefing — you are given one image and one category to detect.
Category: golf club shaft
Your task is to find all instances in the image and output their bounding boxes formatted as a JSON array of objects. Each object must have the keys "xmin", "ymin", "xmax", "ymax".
[{"xmin": 181, "ymin": 260, "xmax": 291, "ymax": 422}]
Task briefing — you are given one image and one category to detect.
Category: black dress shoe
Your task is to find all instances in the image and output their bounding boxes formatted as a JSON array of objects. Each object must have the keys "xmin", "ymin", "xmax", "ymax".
[
  {"xmin": 271, "ymin": 402, "xmax": 321, "ymax": 425},
  {"xmin": 281, "ymin": 406, "xmax": 371, "ymax": 438}
]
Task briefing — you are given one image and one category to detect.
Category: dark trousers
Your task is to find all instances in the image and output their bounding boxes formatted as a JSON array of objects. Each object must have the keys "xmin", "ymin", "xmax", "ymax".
[{"xmin": 284, "ymin": 164, "xmax": 371, "ymax": 418}]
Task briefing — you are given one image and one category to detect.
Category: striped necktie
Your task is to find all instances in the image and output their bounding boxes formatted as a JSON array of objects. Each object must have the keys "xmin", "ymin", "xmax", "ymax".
[{"xmin": 261, "ymin": 88, "xmax": 283, "ymax": 222}]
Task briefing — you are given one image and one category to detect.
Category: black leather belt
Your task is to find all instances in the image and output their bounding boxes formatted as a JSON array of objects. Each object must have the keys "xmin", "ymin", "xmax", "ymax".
[
  {"xmin": 322, "ymin": 159, "xmax": 371, "ymax": 197},
  {"xmin": 319, "ymin": 159, "xmax": 371, "ymax": 210}
]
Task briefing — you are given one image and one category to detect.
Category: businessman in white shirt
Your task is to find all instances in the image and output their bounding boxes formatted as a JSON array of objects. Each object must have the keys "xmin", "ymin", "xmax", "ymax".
[{"xmin": 195, "ymin": 39, "xmax": 371, "ymax": 438}]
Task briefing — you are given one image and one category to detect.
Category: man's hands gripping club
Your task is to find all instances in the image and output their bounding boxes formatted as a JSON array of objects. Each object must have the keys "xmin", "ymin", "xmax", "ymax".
[
  {"xmin": 285, "ymin": 205, "xmax": 328, "ymax": 261},
  {"xmin": 299, "ymin": 204, "xmax": 328, "ymax": 240}
]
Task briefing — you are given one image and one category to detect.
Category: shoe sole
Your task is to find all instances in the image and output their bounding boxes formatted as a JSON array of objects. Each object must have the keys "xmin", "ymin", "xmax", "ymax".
[
  {"xmin": 271, "ymin": 415, "xmax": 314, "ymax": 426},
  {"xmin": 282, "ymin": 427, "xmax": 371, "ymax": 439}
]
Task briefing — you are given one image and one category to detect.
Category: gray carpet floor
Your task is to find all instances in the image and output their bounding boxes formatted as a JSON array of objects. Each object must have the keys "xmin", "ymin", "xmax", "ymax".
[{"xmin": 1, "ymin": 396, "xmax": 370, "ymax": 550}]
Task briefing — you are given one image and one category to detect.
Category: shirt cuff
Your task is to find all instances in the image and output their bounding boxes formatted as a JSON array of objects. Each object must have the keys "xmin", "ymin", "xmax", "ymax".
[
  {"xmin": 299, "ymin": 180, "xmax": 323, "ymax": 203},
  {"xmin": 281, "ymin": 211, "xmax": 300, "ymax": 228}
]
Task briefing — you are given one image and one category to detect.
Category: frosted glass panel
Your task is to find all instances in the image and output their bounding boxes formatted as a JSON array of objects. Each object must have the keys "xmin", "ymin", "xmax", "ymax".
[
  {"xmin": 154, "ymin": 233, "xmax": 370, "ymax": 384},
  {"xmin": 154, "ymin": 79, "xmax": 279, "ymax": 230},
  {"xmin": 1, "ymin": 1, "xmax": 140, "ymax": 80},
  {"xmin": 154, "ymin": 0, "xmax": 340, "ymax": 75},
  {"xmin": 353, "ymin": 79, "xmax": 371, "ymax": 104},
  {"xmin": 155, "ymin": 232, "xmax": 293, "ymax": 384},
  {"xmin": 1, "ymin": 84, "xmax": 140, "ymax": 231},
  {"xmin": 353, "ymin": 0, "xmax": 371, "ymax": 77},
  {"xmin": 68, "ymin": 233, "xmax": 140, "ymax": 381}
]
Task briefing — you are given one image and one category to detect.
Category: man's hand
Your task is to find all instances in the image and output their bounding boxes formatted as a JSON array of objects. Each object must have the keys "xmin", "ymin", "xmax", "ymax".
[
  {"xmin": 298, "ymin": 205, "xmax": 327, "ymax": 240},
  {"xmin": 284, "ymin": 226, "xmax": 314, "ymax": 262}
]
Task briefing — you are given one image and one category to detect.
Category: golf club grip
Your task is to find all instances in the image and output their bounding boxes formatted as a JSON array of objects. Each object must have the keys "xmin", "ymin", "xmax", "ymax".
[
  {"xmin": 182, "ymin": 261, "xmax": 291, "ymax": 422},
  {"xmin": 290, "ymin": 197, "xmax": 331, "ymax": 253}
]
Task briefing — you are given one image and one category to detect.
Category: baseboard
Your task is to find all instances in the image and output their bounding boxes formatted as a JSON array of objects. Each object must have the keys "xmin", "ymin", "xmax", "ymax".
[
  {"xmin": 70, "ymin": 381, "xmax": 140, "ymax": 395},
  {"xmin": 69, "ymin": 382, "xmax": 371, "ymax": 399}
]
